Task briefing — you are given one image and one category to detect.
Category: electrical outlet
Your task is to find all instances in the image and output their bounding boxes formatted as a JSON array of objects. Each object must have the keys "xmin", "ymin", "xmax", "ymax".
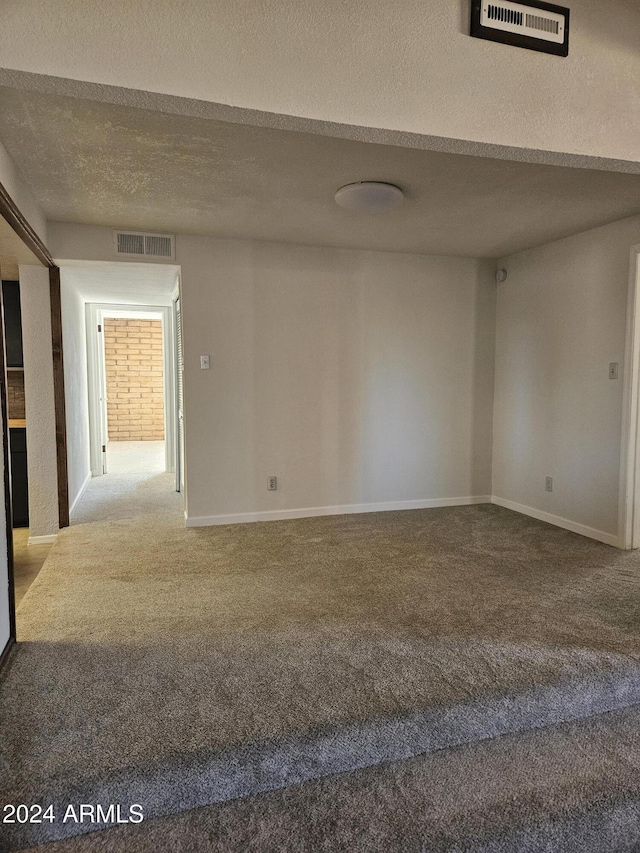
[
  {"xmin": 268, "ymin": 476, "xmax": 278, "ymax": 491},
  {"xmin": 545, "ymin": 477, "xmax": 553, "ymax": 493},
  {"xmin": 609, "ymin": 362, "xmax": 619, "ymax": 380}
]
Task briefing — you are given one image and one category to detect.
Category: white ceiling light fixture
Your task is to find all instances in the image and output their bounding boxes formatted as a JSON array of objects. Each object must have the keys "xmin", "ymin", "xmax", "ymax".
[{"xmin": 334, "ymin": 182, "xmax": 404, "ymax": 214}]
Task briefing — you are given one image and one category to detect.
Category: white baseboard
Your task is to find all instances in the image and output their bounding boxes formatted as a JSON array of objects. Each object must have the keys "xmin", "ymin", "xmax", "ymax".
[
  {"xmin": 69, "ymin": 470, "xmax": 92, "ymax": 517},
  {"xmin": 186, "ymin": 495, "xmax": 492, "ymax": 528},
  {"xmin": 491, "ymin": 496, "xmax": 619, "ymax": 548},
  {"xmin": 28, "ymin": 533, "xmax": 58, "ymax": 546}
]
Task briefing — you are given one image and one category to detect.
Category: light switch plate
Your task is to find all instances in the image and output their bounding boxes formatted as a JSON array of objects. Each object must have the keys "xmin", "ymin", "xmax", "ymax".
[{"xmin": 200, "ymin": 355, "xmax": 210, "ymax": 370}]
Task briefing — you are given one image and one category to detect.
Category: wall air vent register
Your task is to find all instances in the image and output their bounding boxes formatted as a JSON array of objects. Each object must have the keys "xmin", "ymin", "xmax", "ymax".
[
  {"xmin": 470, "ymin": 0, "xmax": 570, "ymax": 56},
  {"xmin": 113, "ymin": 230, "xmax": 175, "ymax": 260}
]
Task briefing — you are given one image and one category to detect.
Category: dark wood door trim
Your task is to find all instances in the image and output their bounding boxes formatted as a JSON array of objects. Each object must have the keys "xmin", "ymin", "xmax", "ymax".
[
  {"xmin": 0, "ymin": 179, "xmax": 70, "ymax": 662},
  {"xmin": 0, "ymin": 635, "xmax": 15, "ymax": 672},
  {"xmin": 0, "ymin": 179, "xmax": 69, "ymax": 533},
  {"xmin": 0, "ymin": 180, "xmax": 54, "ymax": 269},
  {"xmin": 49, "ymin": 267, "xmax": 69, "ymax": 529},
  {"xmin": 0, "ymin": 285, "xmax": 16, "ymax": 656}
]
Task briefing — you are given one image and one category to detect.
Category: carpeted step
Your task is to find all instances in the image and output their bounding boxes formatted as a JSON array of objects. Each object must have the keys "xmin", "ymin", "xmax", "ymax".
[
  {"xmin": 14, "ymin": 704, "xmax": 640, "ymax": 853},
  {"xmin": 4, "ymin": 640, "xmax": 640, "ymax": 849},
  {"xmin": 6, "ymin": 508, "xmax": 640, "ymax": 848}
]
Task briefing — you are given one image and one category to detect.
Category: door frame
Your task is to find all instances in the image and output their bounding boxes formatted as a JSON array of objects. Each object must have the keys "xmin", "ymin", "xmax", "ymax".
[
  {"xmin": 0, "ymin": 179, "xmax": 69, "ymax": 665},
  {"xmin": 86, "ymin": 303, "xmax": 176, "ymax": 476},
  {"xmin": 173, "ymin": 276, "xmax": 184, "ymax": 495},
  {"xmin": 0, "ymin": 289, "xmax": 15, "ymax": 655},
  {"xmin": 618, "ymin": 244, "xmax": 640, "ymax": 549},
  {"xmin": 0, "ymin": 183, "xmax": 69, "ymax": 530}
]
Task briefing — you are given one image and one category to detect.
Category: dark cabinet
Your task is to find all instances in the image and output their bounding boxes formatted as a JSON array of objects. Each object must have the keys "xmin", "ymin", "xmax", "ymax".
[
  {"xmin": 2, "ymin": 281, "xmax": 29, "ymax": 526},
  {"xmin": 10, "ymin": 428, "xmax": 28, "ymax": 528},
  {"xmin": 2, "ymin": 280, "xmax": 24, "ymax": 367}
]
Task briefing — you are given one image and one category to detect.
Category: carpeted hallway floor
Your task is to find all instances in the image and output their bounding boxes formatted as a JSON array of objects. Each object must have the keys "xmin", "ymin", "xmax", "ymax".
[
  {"xmin": 3, "ymin": 504, "xmax": 640, "ymax": 850},
  {"xmin": 105, "ymin": 441, "xmax": 166, "ymax": 474},
  {"xmin": 70, "ymin": 472, "xmax": 183, "ymax": 525}
]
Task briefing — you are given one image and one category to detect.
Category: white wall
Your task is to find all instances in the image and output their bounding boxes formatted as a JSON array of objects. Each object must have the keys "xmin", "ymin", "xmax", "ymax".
[
  {"xmin": 48, "ymin": 223, "xmax": 174, "ymax": 272},
  {"xmin": 492, "ymin": 215, "xmax": 640, "ymax": 544},
  {"xmin": 20, "ymin": 265, "xmax": 59, "ymax": 539},
  {"xmin": 1, "ymin": 0, "xmax": 638, "ymax": 165},
  {"xmin": 47, "ymin": 223, "xmax": 497, "ymax": 525},
  {"xmin": 46, "ymin": 217, "xmax": 640, "ymax": 547},
  {"xmin": 179, "ymin": 236, "xmax": 496, "ymax": 523},
  {"xmin": 60, "ymin": 274, "xmax": 90, "ymax": 512}
]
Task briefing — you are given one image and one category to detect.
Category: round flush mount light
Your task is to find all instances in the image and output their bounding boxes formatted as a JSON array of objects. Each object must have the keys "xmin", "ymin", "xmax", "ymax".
[{"xmin": 334, "ymin": 182, "xmax": 404, "ymax": 214}]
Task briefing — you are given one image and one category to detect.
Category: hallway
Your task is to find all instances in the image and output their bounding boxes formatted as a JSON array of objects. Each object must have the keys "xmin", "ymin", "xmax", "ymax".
[
  {"xmin": 12, "ymin": 445, "xmax": 179, "ymax": 607},
  {"xmin": 70, "ymin": 423, "xmax": 181, "ymax": 525},
  {"xmin": 71, "ymin": 470, "xmax": 182, "ymax": 525}
]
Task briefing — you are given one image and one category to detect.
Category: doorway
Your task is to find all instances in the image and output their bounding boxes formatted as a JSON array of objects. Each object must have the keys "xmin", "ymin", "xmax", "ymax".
[
  {"xmin": 0, "ymin": 198, "xmax": 69, "ymax": 657},
  {"xmin": 0, "ymin": 275, "xmax": 56, "ymax": 609},
  {"xmin": 103, "ymin": 314, "xmax": 165, "ymax": 474},
  {"xmin": 87, "ymin": 304, "xmax": 177, "ymax": 481}
]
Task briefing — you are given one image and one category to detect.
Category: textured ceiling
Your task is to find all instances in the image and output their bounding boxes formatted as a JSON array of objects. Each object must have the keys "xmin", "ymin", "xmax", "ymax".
[
  {"xmin": 1, "ymin": 87, "xmax": 640, "ymax": 258},
  {"xmin": 0, "ymin": 215, "xmax": 42, "ymax": 279}
]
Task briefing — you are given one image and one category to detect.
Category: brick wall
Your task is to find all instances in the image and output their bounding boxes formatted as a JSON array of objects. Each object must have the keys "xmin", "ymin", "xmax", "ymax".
[{"xmin": 104, "ymin": 318, "xmax": 164, "ymax": 441}]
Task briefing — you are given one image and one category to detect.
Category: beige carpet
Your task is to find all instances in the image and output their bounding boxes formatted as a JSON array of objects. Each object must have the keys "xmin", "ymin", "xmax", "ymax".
[
  {"xmin": 3, "ymin": 504, "xmax": 640, "ymax": 848},
  {"xmin": 106, "ymin": 441, "xmax": 165, "ymax": 474},
  {"xmin": 71, "ymin": 472, "xmax": 183, "ymax": 525},
  {"xmin": 11, "ymin": 527, "xmax": 53, "ymax": 606},
  {"xmin": 17, "ymin": 704, "xmax": 640, "ymax": 853}
]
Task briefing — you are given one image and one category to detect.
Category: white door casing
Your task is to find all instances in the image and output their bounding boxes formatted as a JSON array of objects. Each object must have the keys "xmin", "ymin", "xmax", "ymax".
[
  {"xmin": 86, "ymin": 303, "xmax": 176, "ymax": 477},
  {"xmin": 618, "ymin": 244, "xmax": 640, "ymax": 549}
]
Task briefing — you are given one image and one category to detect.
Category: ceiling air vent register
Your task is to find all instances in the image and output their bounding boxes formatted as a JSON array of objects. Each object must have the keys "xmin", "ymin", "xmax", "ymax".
[
  {"xmin": 113, "ymin": 230, "xmax": 175, "ymax": 260},
  {"xmin": 471, "ymin": 0, "xmax": 569, "ymax": 56}
]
